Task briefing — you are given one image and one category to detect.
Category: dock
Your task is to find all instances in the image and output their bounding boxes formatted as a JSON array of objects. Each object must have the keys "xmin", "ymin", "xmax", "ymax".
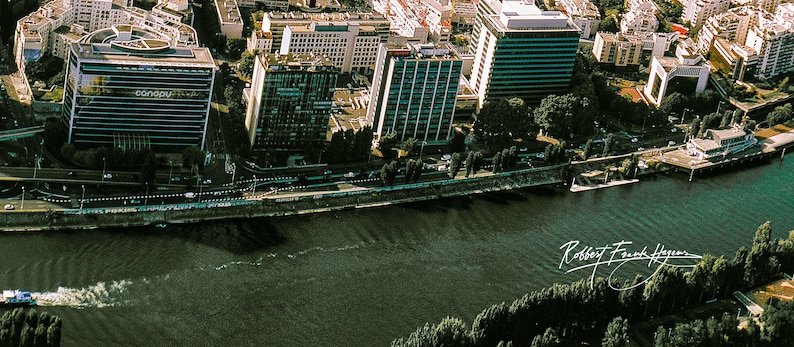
[{"xmin": 658, "ymin": 126, "xmax": 794, "ymax": 177}]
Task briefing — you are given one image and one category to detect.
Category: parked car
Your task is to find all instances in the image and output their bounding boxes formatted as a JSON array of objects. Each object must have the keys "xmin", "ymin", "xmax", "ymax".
[
  {"xmin": 4, "ymin": 204, "xmax": 14, "ymax": 210},
  {"xmin": 103, "ymin": 173, "xmax": 113, "ymax": 179}
]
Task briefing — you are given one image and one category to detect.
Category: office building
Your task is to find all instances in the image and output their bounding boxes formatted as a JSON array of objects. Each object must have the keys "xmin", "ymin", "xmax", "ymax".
[
  {"xmin": 245, "ymin": 53, "xmax": 338, "ymax": 162},
  {"xmin": 261, "ymin": 11, "xmax": 391, "ymax": 53},
  {"xmin": 681, "ymin": 0, "xmax": 730, "ymax": 30},
  {"xmin": 215, "ymin": 0, "xmax": 243, "ymax": 39},
  {"xmin": 61, "ymin": 25, "xmax": 216, "ymax": 152},
  {"xmin": 643, "ymin": 39, "xmax": 709, "ymax": 107},
  {"xmin": 367, "ymin": 42, "xmax": 462, "ymax": 144},
  {"xmin": 279, "ymin": 22, "xmax": 381, "ymax": 73},
  {"xmin": 469, "ymin": 0, "xmax": 580, "ymax": 106}
]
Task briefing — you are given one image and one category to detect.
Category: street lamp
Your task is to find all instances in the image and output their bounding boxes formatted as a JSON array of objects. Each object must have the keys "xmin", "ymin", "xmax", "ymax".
[
  {"xmin": 21, "ymin": 186, "xmax": 25, "ymax": 210},
  {"xmin": 681, "ymin": 108, "xmax": 691, "ymax": 125},
  {"xmin": 230, "ymin": 163, "xmax": 236, "ymax": 186},
  {"xmin": 81, "ymin": 185, "xmax": 85, "ymax": 210},
  {"xmin": 169, "ymin": 160, "xmax": 173, "ymax": 183},
  {"xmin": 252, "ymin": 175, "xmax": 257, "ymax": 196},
  {"xmin": 101, "ymin": 157, "xmax": 107, "ymax": 182},
  {"xmin": 33, "ymin": 154, "xmax": 38, "ymax": 179},
  {"xmin": 197, "ymin": 175, "xmax": 202, "ymax": 203},
  {"xmin": 144, "ymin": 182, "xmax": 149, "ymax": 205},
  {"xmin": 716, "ymin": 100, "xmax": 725, "ymax": 114}
]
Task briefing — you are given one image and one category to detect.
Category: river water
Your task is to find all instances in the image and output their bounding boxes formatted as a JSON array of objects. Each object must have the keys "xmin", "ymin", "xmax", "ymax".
[{"xmin": 1, "ymin": 158, "xmax": 792, "ymax": 346}]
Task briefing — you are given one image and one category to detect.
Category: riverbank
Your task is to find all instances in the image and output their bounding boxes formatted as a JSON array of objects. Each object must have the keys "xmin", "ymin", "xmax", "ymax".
[{"xmin": 0, "ymin": 164, "xmax": 568, "ymax": 231}]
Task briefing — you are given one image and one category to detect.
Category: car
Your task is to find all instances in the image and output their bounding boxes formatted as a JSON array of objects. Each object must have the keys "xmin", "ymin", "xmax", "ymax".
[
  {"xmin": 668, "ymin": 141, "xmax": 676, "ymax": 146},
  {"xmin": 67, "ymin": 171, "xmax": 76, "ymax": 177},
  {"xmin": 441, "ymin": 154, "xmax": 452, "ymax": 161},
  {"xmin": 130, "ymin": 199, "xmax": 141, "ymax": 204},
  {"xmin": 103, "ymin": 173, "xmax": 113, "ymax": 179},
  {"xmin": 671, "ymin": 128, "xmax": 678, "ymax": 133},
  {"xmin": 4, "ymin": 204, "xmax": 14, "ymax": 210},
  {"xmin": 638, "ymin": 147, "xmax": 645, "ymax": 151},
  {"xmin": 343, "ymin": 172, "xmax": 355, "ymax": 178},
  {"xmin": 201, "ymin": 178, "xmax": 212, "ymax": 185},
  {"xmin": 170, "ymin": 176, "xmax": 181, "ymax": 182},
  {"xmin": 631, "ymin": 137, "xmax": 639, "ymax": 143},
  {"xmin": 184, "ymin": 192, "xmax": 196, "ymax": 198}
]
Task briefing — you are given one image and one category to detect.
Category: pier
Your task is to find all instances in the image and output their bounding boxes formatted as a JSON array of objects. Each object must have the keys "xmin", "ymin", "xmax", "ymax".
[{"xmin": 659, "ymin": 126, "xmax": 794, "ymax": 179}]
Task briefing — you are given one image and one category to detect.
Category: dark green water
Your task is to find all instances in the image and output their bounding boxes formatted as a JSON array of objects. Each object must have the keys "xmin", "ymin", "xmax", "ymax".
[{"xmin": 1, "ymin": 158, "xmax": 792, "ymax": 346}]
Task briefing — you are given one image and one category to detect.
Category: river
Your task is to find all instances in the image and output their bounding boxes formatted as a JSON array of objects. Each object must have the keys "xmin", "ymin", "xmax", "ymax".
[{"xmin": 1, "ymin": 157, "xmax": 792, "ymax": 346}]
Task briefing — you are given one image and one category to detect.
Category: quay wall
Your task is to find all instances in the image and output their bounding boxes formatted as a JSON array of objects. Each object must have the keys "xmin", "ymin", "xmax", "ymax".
[{"xmin": 1, "ymin": 165, "xmax": 568, "ymax": 231}]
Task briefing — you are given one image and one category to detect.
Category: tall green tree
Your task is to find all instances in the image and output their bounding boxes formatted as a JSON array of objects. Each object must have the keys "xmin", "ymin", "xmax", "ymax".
[
  {"xmin": 237, "ymin": 51, "xmax": 256, "ymax": 77},
  {"xmin": 474, "ymin": 98, "xmax": 535, "ymax": 145},
  {"xmin": 602, "ymin": 317, "xmax": 630, "ymax": 347},
  {"xmin": 140, "ymin": 151, "xmax": 158, "ymax": 187},
  {"xmin": 377, "ymin": 132, "xmax": 399, "ymax": 160},
  {"xmin": 534, "ymin": 94, "xmax": 595, "ymax": 139}
]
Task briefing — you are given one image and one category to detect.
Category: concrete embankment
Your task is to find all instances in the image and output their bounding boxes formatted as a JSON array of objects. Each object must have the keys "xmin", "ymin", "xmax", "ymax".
[{"xmin": 1, "ymin": 165, "xmax": 568, "ymax": 231}]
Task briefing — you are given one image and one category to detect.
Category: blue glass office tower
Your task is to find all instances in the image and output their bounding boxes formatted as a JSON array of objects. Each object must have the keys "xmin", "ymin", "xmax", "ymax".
[{"xmin": 470, "ymin": 0, "xmax": 580, "ymax": 105}]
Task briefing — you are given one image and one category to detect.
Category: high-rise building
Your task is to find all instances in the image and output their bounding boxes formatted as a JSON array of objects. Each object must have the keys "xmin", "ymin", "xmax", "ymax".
[
  {"xmin": 367, "ymin": 42, "xmax": 463, "ymax": 144},
  {"xmin": 469, "ymin": 0, "xmax": 580, "ymax": 106},
  {"xmin": 261, "ymin": 12, "xmax": 391, "ymax": 53},
  {"xmin": 61, "ymin": 25, "xmax": 216, "ymax": 152},
  {"xmin": 279, "ymin": 22, "xmax": 381, "ymax": 74},
  {"xmin": 245, "ymin": 53, "xmax": 338, "ymax": 162}
]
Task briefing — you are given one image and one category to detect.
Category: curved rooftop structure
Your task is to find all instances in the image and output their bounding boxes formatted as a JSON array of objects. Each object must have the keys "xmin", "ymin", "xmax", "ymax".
[{"xmin": 81, "ymin": 25, "xmax": 173, "ymax": 52}]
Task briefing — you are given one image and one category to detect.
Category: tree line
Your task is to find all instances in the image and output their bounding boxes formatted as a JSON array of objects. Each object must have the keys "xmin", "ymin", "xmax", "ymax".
[
  {"xmin": 0, "ymin": 308, "xmax": 61, "ymax": 347},
  {"xmin": 392, "ymin": 221, "xmax": 794, "ymax": 346}
]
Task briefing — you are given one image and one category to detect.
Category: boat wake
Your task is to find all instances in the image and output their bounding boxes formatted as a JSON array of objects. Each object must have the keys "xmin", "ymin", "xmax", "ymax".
[{"xmin": 32, "ymin": 280, "xmax": 133, "ymax": 308}]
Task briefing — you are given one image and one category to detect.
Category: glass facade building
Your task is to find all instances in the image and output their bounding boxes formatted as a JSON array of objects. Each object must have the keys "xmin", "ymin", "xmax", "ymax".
[
  {"xmin": 470, "ymin": 0, "xmax": 580, "ymax": 105},
  {"xmin": 245, "ymin": 53, "xmax": 338, "ymax": 162},
  {"xmin": 367, "ymin": 42, "xmax": 462, "ymax": 143},
  {"xmin": 61, "ymin": 26, "xmax": 216, "ymax": 152}
]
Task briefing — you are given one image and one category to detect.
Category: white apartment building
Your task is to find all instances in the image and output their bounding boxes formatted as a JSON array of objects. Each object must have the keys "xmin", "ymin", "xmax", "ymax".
[
  {"xmin": 152, "ymin": 0, "xmax": 194, "ymax": 27},
  {"xmin": 261, "ymin": 12, "xmax": 391, "ymax": 53},
  {"xmin": 558, "ymin": 0, "xmax": 601, "ymax": 39},
  {"xmin": 215, "ymin": 0, "xmax": 243, "ymax": 39},
  {"xmin": 14, "ymin": 0, "xmax": 198, "ymax": 74},
  {"xmin": 592, "ymin": 32, "xmax": 643, "ymax": 66},
  {"xmin": 371, "ymin": 0, "xmax": 451, "ymax": 41},
  {"xmin": 682, "ymin": 0, "xmax": 730, "ymax": 30},
  {"xmin": 236, "ymin": 0, "xmax": 289, "ymax": 11},
  {"xmin": 696, "ymin": 5, "xmax": 794, "ymax": 80},
  {"xmin": 248, "ymin": 30, "xmax": 273, "ymax": 52},
  {"xmin": 280, "ymin": 22, "xmax": 382, "ymax": 73},
  {"xmin": 621, "ymin": 0, "xmax": 659, "ymax": 34}
]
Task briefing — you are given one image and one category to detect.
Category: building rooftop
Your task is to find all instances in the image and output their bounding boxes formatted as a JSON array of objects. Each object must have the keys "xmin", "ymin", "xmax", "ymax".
[
  {"xmin": 71, "ymin": 26, "xmax": 214, "ymax": 67},
  {"xmin": 383, "ymin": 42, "xmax": 461, "ymax": 60},
  {"xmin": 216, "ymin": 0, "xmax": 243, "ymax": 24},
  {"xmin": 263, "ymin": 53, "xmax": 336, "ymax": 71},
  {"xmin": 487, "ymin": 0, "xmax": 577, "ymax": 31}
]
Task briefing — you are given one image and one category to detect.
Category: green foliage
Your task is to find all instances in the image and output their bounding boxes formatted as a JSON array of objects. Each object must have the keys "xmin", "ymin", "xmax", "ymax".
[
  {"xmin": 24, "ymin": 54, "xmax": 65, "ymax": 83},
  {"xmin": 655, "ymin": 0, "xmax": 683, "ymax": 22},
  {"xmin": 492, "ymin": 152, "xmax": 503, "ymax": 173},
  {"xmin": 603, "ymin": 133, "xmax": 615, "ymax": 157},
  {"xmin": 0, "ymin": 308, "xmax": 60, "ymax": 347},
  {"xmin": 582, "ymin": 139, "xmax": 593, "ymax": 160},
  {"xmin": 405, "ymin": 159, "xmax": 423, "ymax": 183},
  {"xmin": 474, "ymin": 98, "xmax": 535, "ymax": 145},
  {"xmin": 378, "ymin": 132, "xmax": 399, "ymax": 160},
  {"xmin": 237, "ymin": 51, "xmax": 256, "ymax": 78},
  {"xmin": 447, "ymin": 130, "xmax": 467, "ymax": 153},
  {"xmin": 380, "ymin": 160, "xmax": 398, "ymax": 186},
  {"xmin": 659, "ymin": 92, "xmax": 689, "ymax": 116},
  {"xmin": 401, "ymin": 138, "xmax": 418, "ymax": 154},
  {"xmin": 534, "ymin": 94, "xmax": 595, "ymax": 139},
  {"xmin": 602, "ymin": 317, "xmax": 630, "ymax": 347},
  {"xmin": 465, "ymin": 151, "xmax": 484, "ymax": 178},
  {"xmin": 449, "ymin": 153, "xmax": 463, "ymax": 178},
  {"xmin": 766, "ymin": 103, "xmax": 793, "ymax": 127},
  {"xmin": 182, "ymin": 146, "xmax": 205, "ymax": 173}
]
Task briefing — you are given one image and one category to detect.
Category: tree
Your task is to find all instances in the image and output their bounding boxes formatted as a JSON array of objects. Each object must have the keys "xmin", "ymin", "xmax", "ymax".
[
  {"xmin": 492, "ymin": 152, "xmax": 503, "ymax": 173},
  {"xmin": 327, "ymin": 131, "xmax": 348, "ymax": 163},
  {"xmin": 534, "ymin": 94, "xmax": 595, "ymax": 139},
  {"xmin": 449, "ymin": 153, "xmax": 463, "ymax": 178},
  {"xmin": 140, "ymin": 151, "xmax": 158, "ymax": 187},
  {"xmin": 474, "ymin": 98, "xmax": 534, "ymax": 145},
  {"xmin": 582, "ymin": 139, "xmax": 593, "ymax": 160},
  {"xmin": 465, "ymin": 151, "xmax": 483, "ymax": 178},
  {"xmin": 602, "ymin": 317, "xmax": 630, "ymax": 347},
  {"xmin": 380, "ymin": 160, "xmax": 397, "ymax": 186},
  {"xmin": 603, "ymin": 133, "xmax": 615, "ymax": 157},
  {"xmin": 400, "ymin": 138, "xmax": 418, "ymax": 156},
  {"xmin": 659, "ymin": 92, "xmax": 689, "ymax": 116},
  {"xmin": 352, "ymin": 126, "xmax": 374, "ymax": 162},
  {"xmin": 447, "ymin": 130, "xmax": 467, "ymax": 153},
  {"xmin": 766, "ymin": 103, "xmax": 793, "ymax": 127},
  {"xmin": 182, "ymin": 146, "xmax": 205, "ymax": 175},
  {"xmin": 377, "ymin": 132, "xmax": 399, "ymax": 160},
  {"xmin": 226, "ymin": 38, "xmax": 247, "ymax": 59},
  {"xmin": 237, "ymin": 51, "xmax": 257, "ymax": 77}
]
